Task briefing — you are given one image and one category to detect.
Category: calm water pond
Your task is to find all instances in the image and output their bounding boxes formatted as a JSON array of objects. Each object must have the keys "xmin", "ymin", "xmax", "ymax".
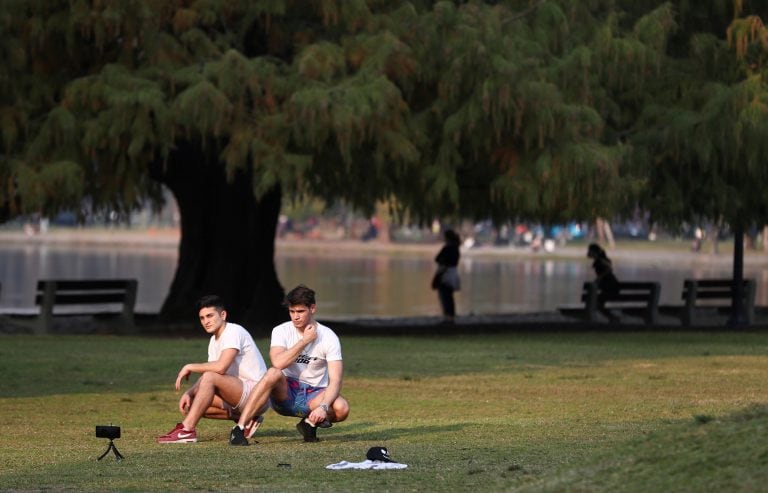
[{"xmin": 1, "ymin": 243, "xmax": 767, "ymax": 318}]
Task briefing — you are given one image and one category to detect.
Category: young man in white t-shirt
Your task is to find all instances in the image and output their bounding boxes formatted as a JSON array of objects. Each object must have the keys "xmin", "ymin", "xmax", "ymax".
[
  {"xmin": 230, "ymin": 284, "xmax": 350, "ymax": 445},
  {"xmin": 157, "ymin": 295, "xmax": 269, "ymax": 443}
]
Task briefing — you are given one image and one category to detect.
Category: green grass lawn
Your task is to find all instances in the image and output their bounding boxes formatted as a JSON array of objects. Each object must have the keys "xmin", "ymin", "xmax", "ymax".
[{"xmin": 1, "ymin": 331, "xmax": 767, "ymax": 492}]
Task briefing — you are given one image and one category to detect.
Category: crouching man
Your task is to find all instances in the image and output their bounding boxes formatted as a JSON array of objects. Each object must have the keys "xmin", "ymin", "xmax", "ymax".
[
  {"xmin": 230, "ymin": 284, "xmax": 350, "ymax": 445},
  {"xmin": 157, "ymin": 295, "xmax": 269, "ymax": 443}
]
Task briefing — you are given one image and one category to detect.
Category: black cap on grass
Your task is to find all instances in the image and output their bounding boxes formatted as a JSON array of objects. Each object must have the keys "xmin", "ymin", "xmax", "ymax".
[{"xmin": 366, "ymin": 446, "xmax": 395, "ymax": 463}]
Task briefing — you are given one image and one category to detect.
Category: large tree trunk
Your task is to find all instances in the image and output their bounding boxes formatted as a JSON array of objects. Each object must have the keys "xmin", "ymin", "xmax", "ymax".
[
  {"xmin": 149, "ymin": 143, "xmax": 286, "ymax": 334},
  {"xmin": 728, "ymin": 224, "xmax": 747, "ymax": 328}
]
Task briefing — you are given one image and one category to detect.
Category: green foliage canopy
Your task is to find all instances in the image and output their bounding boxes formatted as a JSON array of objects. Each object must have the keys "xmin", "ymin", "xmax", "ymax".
[
  {"xmin": 627, "ymin": 1, "xmax": 768, "ymax": 229},
  {"xmin": 3, "ymin": 0, "xmax": 766, "ymax": 229},
  {"xmin": 0, "ymin": 0, "xmax": 652, "ymax": 226}
]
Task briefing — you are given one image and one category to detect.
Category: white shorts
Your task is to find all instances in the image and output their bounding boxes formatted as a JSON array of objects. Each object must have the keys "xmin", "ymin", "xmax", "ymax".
[{"xmin": 222, "ymin": 379, "xmax": 270, "ymax": 416}]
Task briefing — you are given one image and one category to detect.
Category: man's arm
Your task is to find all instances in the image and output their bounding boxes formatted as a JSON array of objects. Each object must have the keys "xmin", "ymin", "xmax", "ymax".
[
  {"xmin": 307, "ymin": 359, "xmax": 343, "ymax": 424},
  {"xmin": 269, "ymin": 325, "xmax": 318, "ymax": 370},
  {"xmin": 174, "ymin": 348, "xmax": 239, "ymax": 390},
  {"xmin": 178, "ymin": 379, "xmax": 199, "ymax": 414}
]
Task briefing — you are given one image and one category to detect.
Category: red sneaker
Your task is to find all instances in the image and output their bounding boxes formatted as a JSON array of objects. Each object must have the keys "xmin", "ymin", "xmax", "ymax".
[
  {"xmin": 157, "ymin": 423, "xmax": 197, "ymax": 443},
  {"xmin": 244, "ymin": 415, "xmax": 264, "ymax": 439},
  {"xmin": 157, "ymin": 422, "xmax": 183, "ymax": 438}
]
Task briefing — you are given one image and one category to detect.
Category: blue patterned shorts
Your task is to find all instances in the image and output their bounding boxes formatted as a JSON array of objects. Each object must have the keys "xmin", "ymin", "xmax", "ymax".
[{"xmin": 271, "ymin": 377, "xmax": 325, "ymax": 418}]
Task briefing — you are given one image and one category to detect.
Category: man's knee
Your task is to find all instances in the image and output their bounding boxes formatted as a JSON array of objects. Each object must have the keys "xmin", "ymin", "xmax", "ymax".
[
  {"xmin": 264, "ymin": 367, "xmax": 283, "ymax": 385},
  {"xmin": 198, "ymin": 370, "xmax": 218, "ymax": 386},
  {"xmin": 331, "ymin": 397, "xmax": 350, "ymax": 422}
]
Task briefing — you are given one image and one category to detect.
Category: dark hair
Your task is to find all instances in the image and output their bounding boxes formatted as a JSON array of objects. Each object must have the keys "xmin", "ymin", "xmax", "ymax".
[
  {"xmin": 196, "ymin": 294, "xmax": 226, "ymax": 313},
  {"xmin": 444, "ymin": 229, "xmax": 460, "ymax": 245},
  {"xmin": 284, "ymin": 284, "xmax": 316, "ymax": 307},
  {"xmin": 587, "ymin": 243, "xmax": 607, "ymax": 259}
]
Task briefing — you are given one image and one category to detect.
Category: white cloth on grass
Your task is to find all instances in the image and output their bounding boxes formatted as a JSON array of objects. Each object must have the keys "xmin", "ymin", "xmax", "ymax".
[{"xmin": 326, "ymin": 460, "xmax": 408, "ymax": 470}]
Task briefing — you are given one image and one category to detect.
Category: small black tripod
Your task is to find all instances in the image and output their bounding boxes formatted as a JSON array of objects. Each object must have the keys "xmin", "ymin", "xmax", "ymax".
[{"xmin": 97, "ymin": 439, "xmax": 124, "ymax": 461}]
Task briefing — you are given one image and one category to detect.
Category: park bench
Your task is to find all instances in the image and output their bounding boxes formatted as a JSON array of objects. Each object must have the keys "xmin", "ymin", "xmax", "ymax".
[
  {"xmin": 559, "ymin": 281, "xmax": 661, "ymax": 325},
  {"xmin": 21, "ymin": 279, "xmax": 138, "ymax": 335},
  {"xmin": 660, "ymin": 278, "xmax": 756, "ymax": 326}
]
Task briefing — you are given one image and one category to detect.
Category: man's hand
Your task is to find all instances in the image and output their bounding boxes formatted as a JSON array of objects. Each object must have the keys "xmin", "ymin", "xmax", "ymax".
[
  {"xmin": 307, "ymin": 404, "xmax": 328, "ymax": 425},
  {"xmin": 175, "ymin": 365, "xmax": 192, "ymax": 391},
  {"xmin": 302, "ymin": 324, "xmax": 318, "ymax": 343},
  {"xmin": 178, "ymin": 392, "xmax": 191, "ymax": 415}
]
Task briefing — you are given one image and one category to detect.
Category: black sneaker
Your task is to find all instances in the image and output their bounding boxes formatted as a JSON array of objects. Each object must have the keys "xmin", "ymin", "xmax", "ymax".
[
  {"xmin": 229, "ymin": 425, "xmax": 249, "ymax": 446},
  {"xmin": 296, "ymin": 418, "xmax": 319, "ymax": 442},
  {"xmin": 317, "ymin": 419, "xmax": 333, "ymax": 429}
]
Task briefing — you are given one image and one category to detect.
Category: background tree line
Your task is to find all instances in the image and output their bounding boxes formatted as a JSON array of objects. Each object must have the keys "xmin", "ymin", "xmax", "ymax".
[{"xmin": 2, "ymin": 0, "xmax": 766, "ymax": 330}]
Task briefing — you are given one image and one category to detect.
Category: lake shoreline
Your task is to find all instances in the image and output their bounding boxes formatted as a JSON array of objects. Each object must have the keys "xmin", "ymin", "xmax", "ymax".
[
  {"xmin": 3, "ymin": 228, "xmax": 768, "ymax": 335},
  {"xmin": 1, "ymin": 228, "xmax": 764, "ymax": 266}
]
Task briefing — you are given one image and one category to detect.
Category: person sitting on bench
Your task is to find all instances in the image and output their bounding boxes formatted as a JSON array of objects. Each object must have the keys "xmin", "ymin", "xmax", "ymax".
[{"xmin": 587, "ymin": 243, "xmax": 620, "ymax": 323}]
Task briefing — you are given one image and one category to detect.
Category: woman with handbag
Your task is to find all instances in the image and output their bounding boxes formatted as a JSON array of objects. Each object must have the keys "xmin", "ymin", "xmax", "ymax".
[{"xmin": 432, "ymin": 229, "xmax": 461, "ymax": 323}]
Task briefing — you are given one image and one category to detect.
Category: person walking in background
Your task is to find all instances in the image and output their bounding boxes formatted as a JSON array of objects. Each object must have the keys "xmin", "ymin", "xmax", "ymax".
[
  {"xmin": 157, "ymin": 295, "xmax": 269, "ymax": 443},
  {"xmin": 587, "ymin": 243, "xmax": 620, "ymax": 323},
  {"xmin": 432, "ymin": 229, "xmax": 461, "ymax": 323},
  {"xmin": 230, "ymin": 284, "xmax": 350, "ymax": 445}
]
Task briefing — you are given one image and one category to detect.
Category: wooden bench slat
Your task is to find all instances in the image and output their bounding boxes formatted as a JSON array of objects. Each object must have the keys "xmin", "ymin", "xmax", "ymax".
[
  {"xmin": 685, "ymin": 280, "xmax": 750, "ymax": 288},
  {"xmin": 687, "ymin": 291, "xmax": 751, "ymax": 300},
  {"xmin": 581, "ymin": 294, "xmax": 657, "ymax": 302},
  {"xmin": 676, "ymin": 278, "xmax": 756, "ymax": 326},
  {"xmin": 613, "ymin": 283, "xmax": 659, "ymax": 289},
  {"xmin": 606, "ymin": 295, "xmax": 659, "ymax": 302},
  {"xmin": 36, "ymin": 279, "xmax": 135, "ymax": 290},
  {"xmin": 35, "ymin": 293, "xmax": 130, "ymax": 305},
  {"xmin": 24, "ymin": 279, "xmax": 138, "ymax": 335},
  {"xmin": 566, "ymin": 280, "xmax": 660, "ymax": 325}
]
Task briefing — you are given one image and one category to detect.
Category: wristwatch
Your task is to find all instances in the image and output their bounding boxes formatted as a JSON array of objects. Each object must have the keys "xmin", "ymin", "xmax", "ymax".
[{"xmin": 319, "ymin": 403, "xmax": 329, "ymax": 413}]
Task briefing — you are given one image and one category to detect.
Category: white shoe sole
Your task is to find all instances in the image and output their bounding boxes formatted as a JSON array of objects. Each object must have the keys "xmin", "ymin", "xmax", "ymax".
[{"xmin": 157, "ymin": 438, "xmax": 197, "ymax": 444}]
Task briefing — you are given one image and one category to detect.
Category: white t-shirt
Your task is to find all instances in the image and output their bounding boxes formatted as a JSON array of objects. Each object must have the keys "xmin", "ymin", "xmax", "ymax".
[
  {"xmin": 270, "ymin": 321, "xmax": 342, "ymax": 388},
  {"xmin": 208, "ymin": 322, "xmax": 267, "ymax": 383}
]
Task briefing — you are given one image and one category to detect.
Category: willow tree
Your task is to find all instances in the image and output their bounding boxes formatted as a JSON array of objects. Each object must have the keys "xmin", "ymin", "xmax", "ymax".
[
  {"xmin": 626, "ymin": 0, "xmax": 768, "ymax": 325},
  {"xmin": 1, "ymin": 1, "xmax": 657, "ymax": 330}
]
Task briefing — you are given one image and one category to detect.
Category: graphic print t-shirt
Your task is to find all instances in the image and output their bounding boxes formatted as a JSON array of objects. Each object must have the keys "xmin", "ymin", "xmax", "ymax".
[{"xmin": 270, "ymin": 321, "xmax": 342, "ymax": 388}]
